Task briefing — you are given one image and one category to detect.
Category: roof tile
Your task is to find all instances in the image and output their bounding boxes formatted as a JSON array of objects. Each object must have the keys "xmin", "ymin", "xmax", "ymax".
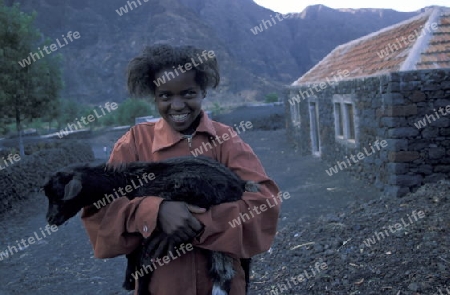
[{"xmin": 294, "ymin": 7, "xmax": 450, "ymax": 85}]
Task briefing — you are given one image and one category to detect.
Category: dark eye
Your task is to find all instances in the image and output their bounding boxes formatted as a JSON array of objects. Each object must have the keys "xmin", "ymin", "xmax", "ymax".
[
  {"xmin": 159, "ymin": 93, "xmax": 169, "ymax": 100},
  {"xmin": 184, "ymin": 90, "xmax": 197, "ymax": 97}
]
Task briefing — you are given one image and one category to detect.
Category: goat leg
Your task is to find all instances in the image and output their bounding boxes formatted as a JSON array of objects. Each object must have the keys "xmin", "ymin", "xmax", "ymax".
[
  {"xmin": 122, "ymin": 232, "xmax": 166, "ymax": 294},
  {"xmin": 137, "ymin": 274, "xmax": 151, "ymax": 295},
  {"xmin": 135, "ymin": 231, "xmax": 173, "ymax": 295},
  {"xmin": 123, "ymin": 248, "xmax": 141, "ymax": 290},
  {"xmin": 240, "ymin": 258, "xmax": 252, "ymax": 294}
]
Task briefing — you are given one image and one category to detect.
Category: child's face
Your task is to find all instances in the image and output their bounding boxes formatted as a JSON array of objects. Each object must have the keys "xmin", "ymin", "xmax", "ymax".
[{"xmin": 154, "ymin": 68, "xmax": 204, "ymax": 133}]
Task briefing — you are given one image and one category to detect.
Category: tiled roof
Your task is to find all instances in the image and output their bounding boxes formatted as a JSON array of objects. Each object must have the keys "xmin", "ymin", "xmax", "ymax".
[
  {"xmin": 417, "ymin": 9, "xmax": 450, "ymax": 69},
  {"xmin": 293, "ymin": 7, "xmax": 450, "ymax": 85}
]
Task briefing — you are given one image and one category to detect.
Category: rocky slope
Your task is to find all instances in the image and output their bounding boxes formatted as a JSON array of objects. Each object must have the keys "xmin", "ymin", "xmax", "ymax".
[{"xmin": 8, "ymin": 0, "xmax": 421, "ymax": 104}]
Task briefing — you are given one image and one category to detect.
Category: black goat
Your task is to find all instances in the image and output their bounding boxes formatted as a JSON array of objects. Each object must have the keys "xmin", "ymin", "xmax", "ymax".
[{"xmin": 43, "ymin": 156, "xmax": 258, "ymax": 295}]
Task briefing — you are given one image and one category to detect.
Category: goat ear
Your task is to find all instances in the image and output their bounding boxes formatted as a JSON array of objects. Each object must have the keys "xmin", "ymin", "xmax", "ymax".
[
  {"xmin": 41, "ymin": 175, "xmax": 51, "ymax": 189},
  {"xmin": 63, "ymin": 178, "xmax": 83, "ymax": 201}
]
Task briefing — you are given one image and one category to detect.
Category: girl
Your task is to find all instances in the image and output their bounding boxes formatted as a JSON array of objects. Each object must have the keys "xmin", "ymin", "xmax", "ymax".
[{"xmin": 81, "ymin": 44, "xmax": 280, "ymax": 295}]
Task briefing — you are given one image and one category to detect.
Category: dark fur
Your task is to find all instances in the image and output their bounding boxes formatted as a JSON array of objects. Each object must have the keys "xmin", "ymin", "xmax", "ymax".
[{"xmin": 43, "ymin": 156, "xmax": 256, "ymax": 295}]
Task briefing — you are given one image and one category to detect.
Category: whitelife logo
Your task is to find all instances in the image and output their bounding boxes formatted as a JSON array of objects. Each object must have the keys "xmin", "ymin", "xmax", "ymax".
[
  {"xmin": 153, "ymin": 50, "xmax": 216, "ymax": 87},
  {"xmin": 190, "ymin": 121, "xmax": 253, "ymax": 157},
  {"xmin": 56, "ymin": 102, "xmax": 118, "ymax": 138},
  {"xmin": 376, "ymin": 22, "xmax": 438, "ymax": 59},
  {"xmin": 250, "ymin": 13, "xmax": 299, "ymax": 35},
  {"xmin": 228, "ymin": 192, "xmax": 290, "ymax": 228},
  {"xmin": 18, "ymin": 31, "xmax": 81, "ymax": 68},
  {"xmin": 325, "ymin": 140, "xmax": 388, "ymax": 176},
  {"xmin": 92, "ymin": 172, "xmax": 156, "ymax": 209},
  {"xmin": 131, "ymin": 243, "xmax": 194, "ymax": 280},
  {"xmin": 0, "ymin": 153, "xmax": 21, "ymax": 171},
  {"xmin": 363, "ymin": 210, "xmax": 425, "ymax": 247},
  {"xmin": 414, "ymin": 105, "xmax": 450, "ymax": 129},
  {"xmin": 115, "ymin": 0, "xmax": 149, "ymax": 16},
  {"xmin": 288, "ymin": 70, "xmax": 350, "ymax": 106},
  {"xmin": 0, "ymin": 225, "xmax": 59, "ymax": 261},
  {"xmin": 263, "ymin": 261, "xmax": 328, "ymax": 294}
]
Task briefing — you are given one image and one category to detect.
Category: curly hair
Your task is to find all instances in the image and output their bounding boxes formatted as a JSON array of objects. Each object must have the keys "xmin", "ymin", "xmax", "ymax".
[{"xmin": 126, "ymin": 44, "xmax": 220, "ymax": 98}]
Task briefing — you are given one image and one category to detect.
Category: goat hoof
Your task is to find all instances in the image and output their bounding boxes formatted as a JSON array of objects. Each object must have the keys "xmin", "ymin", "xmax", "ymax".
[{"xmin": 122, "ymin": 280, "xmax": 135, "ymax": 291}]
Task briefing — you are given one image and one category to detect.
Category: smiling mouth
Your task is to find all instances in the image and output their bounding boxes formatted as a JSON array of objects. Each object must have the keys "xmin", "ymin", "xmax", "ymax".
[{"xmin": 170, "ymin": 113, "xmax": 190, "ymax": 123}]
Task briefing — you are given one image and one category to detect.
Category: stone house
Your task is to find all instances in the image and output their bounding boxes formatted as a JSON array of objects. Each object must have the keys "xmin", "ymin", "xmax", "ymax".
[{"xmin": 284, "ymin": 7, "xmax": 450, "ymax": 197}]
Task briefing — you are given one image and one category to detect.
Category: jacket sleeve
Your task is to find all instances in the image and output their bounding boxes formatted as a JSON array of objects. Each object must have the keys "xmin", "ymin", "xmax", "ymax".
[
  {"xmin": 192, "ymin": 133, "xmax": 281, "ymax": 259},
  {"xmin": 80, "ymin": 129, "xmax": 164, "ymax": 259}
]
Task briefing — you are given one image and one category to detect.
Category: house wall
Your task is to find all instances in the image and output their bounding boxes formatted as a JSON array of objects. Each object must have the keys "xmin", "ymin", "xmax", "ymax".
[
  {"xmin": 285, "ymin": 69, "xmax": 450, "ymax": 197},
  {"xmin": 384, "ymin": 69, "xmax": 450, "ymax": 196}
]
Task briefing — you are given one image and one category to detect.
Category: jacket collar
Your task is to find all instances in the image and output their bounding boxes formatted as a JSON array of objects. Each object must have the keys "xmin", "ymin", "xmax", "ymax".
[{"xmin": 152, "ymin": 110, "xmax": 217, "ymax": 152}]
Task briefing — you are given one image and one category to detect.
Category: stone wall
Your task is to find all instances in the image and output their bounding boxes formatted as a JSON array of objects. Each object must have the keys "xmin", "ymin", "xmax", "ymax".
[
  {"xmin": 382, "ymin": 69, "xmax": 450, "ymax": 196},
  {"xmin": 285, "ymin": 69, "xmax": 450, "ymax": 197},
  {"xmin": 0, "ymin": 141, "xmax": 94, "ymax": 214}
]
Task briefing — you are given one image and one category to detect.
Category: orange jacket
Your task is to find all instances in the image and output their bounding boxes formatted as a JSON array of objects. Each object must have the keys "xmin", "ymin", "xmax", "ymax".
[{"xmin": 81, "ymin": 111, "xmax": 280, "ymax": 295}]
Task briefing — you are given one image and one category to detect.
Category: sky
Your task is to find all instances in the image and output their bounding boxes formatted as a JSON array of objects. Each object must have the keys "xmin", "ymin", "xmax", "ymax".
[{"xmin": 253, "ymin": 0, "xmax": 450, "ymax": 13}]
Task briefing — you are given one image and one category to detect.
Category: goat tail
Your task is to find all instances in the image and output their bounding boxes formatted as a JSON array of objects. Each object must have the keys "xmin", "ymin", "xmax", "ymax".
[
  {"xmin": 208, "ymin": 251, "xmax": 235, "ymax": 295},
  {"xmin": 212, "ymin": 285, "xmax": 229, "ymax": 295}
]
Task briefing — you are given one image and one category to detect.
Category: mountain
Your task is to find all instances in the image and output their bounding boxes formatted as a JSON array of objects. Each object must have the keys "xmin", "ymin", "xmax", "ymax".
[{"xmin": 7, "ymin": 0, "xmax": 421, "ymax": 105}]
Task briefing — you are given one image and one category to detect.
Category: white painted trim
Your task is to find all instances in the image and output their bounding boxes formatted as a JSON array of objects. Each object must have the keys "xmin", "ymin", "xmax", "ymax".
[
  {"xmin": 400, "ymin": 7, "xmax": 442, "ymax": 71},
  {"xmin": 333, "ymin": 94, "xmax": 357, "ymax": 147},
  {"xmin": 343, "ymin": 102, "xmax": 357, "ymax": 141},
  {"xmin": 290, "ymin": 100, "xmax": 301, "ymax": 127},
  {"xmin": 295, "ymin": 100, "xmax": 301, "ymax": 127},
  {"xmin": 333, "ymin": 102, "xmax": 344, "ymax": 138},
  {"xmin": 308, "ymin": 100, "xmax": 321, "ymax": 157}
]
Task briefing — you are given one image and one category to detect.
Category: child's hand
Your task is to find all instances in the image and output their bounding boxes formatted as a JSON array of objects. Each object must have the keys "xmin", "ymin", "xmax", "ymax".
[
  {"xmin": 142, "ymin": 231, "xmax": 174, "ymax": 259},
  {"xmin": 157, "ymin": 201, "xmax": 204, "ymax": 245},
  {"xmin": 186, "ymin": 204, "xmax": 207, "ymax": 214}
]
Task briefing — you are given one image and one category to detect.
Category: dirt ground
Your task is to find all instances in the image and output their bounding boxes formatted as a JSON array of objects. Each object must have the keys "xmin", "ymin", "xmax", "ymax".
[{"xmin": 0, "ymin": 105, "xmax": 447, "ymax": 295}]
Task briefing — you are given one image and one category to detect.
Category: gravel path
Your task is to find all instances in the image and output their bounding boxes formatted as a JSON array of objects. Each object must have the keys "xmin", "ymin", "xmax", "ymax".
[{"xmin": 249, "ymin": 180, "xmax": 450, "ymax": 295}]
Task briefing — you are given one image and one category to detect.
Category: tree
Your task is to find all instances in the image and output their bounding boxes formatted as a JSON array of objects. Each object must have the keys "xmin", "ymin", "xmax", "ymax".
[
  {"xmin": 41, "ymin": 97, "xmax": 60, "ymax": 131},
  {"xmin": 56, "ymin": 98, "xmax": 81, "ymax": 129},
  {"xmin": 0, "ymin": 1, "xmax": 62, "ymax": 155},
  {"xmin": 115, "ymin": 99, "xmax": 155, "ymax": 126},
  {"xmin": 264, "ymin": 93, "xmax": 279, "ymax": 103}
]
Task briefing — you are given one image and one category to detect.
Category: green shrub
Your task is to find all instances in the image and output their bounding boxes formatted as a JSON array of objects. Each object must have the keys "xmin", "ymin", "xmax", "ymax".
[
  {"xmin": 114, "ymin": 98, "xmax": 156, "ymax": 125},
  {"xmin": 211, "ymin": 102, "xmax": 224, "ymax": 116},
  {"xmin": 264, "ymin": 93, "xmax": 279, "ymax": 103}
]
